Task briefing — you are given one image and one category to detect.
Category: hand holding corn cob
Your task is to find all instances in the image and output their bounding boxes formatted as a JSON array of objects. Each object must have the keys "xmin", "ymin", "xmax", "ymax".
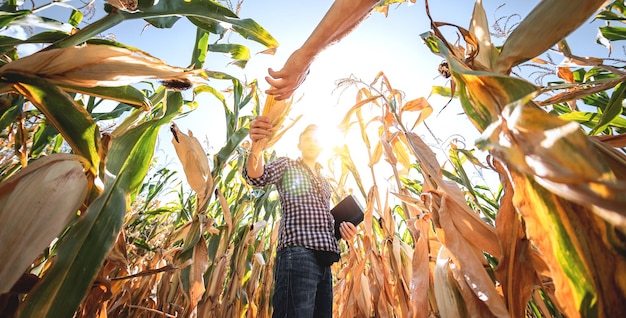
[
  {"xmin": 249, "ymin": 116, "xmax": 274, "ymax": 155},
  {"xmin": 252, "ymin": 90, "xmax": 301, "ymax": 152},
  {"xmin": 246, "ymin": 92, "xmax": 300, "ymax": 177}
]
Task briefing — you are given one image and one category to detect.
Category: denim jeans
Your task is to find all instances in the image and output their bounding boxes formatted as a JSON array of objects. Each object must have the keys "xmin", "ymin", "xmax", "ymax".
[{"xmin": 272, "ymin": 246, "xmax": 333, "ymax": 318}]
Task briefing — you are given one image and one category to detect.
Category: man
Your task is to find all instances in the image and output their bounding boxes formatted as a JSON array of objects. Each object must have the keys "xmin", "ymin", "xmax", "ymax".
[
  {"xmin": 265, "ymin": 0, "xmax": 379, "ymax": 101},
  {"xmin": 244, "ymin": 116, "xmax": 357, "ymax": 318}
]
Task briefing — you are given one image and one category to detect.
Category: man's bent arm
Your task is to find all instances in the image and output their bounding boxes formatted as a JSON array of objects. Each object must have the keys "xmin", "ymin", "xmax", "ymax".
[{"xmin": 301, "ymin": 0, "xmax": 378, "ymax": 57}]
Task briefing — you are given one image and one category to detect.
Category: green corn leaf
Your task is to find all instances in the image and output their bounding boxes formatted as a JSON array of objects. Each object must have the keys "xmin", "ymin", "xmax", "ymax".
[
  {"xmin": 188, "ymin": 15, "xmax": 226, "ymax": 35},
  {"xmin": 190, "ymin": 28, "xmax": 210, "ymax": 69},
  {"xmin": 0, "ymin": 10, "xmax": 29, "ymax": 29},
  {"xmin": 590, "ymin": 81, "xmax": 626, "ymax": 135},
  {"xmin": 0, "ymin": 96, "xmax": 22, "ymax": 132},
  {"xmin": 421, "ymin": 32, "xmax": 537, "ymax": 131},
  {"xmin": 58, "ymin": 84, "xmax": 151, "ymax": 110},
  {"xmin": 91, "ymin": 103, "xmax": 135, "ymax": 121},
  {"xmin": 6, "ymin": 72, "xmax": 101, "ymax": 174},
  {"xmin": 216, "ymin": 127, "xmax": 249, "ymax": 169},
  {"xmin": 30, "ymin": 121, "xmax": 59, "ymax": 158},
  {"xmin": 11, "ymin": 13, "xmax": 75, "ymax": 33},
  {"xmin": 17, "ymin": 184, "xmax": 126, "ymax": 318},
  {"xmin": 599, "ymin": 25, "xmax": 626, "ymax": 41},
  {"xmin": 430, "ymin": 85, "xmax": 452, "ymax": 98},
  {"xmin": 560, "ymin": 111, "xmax": 626, "ymax": 130},
  {"xmin": 68, "ymin": 9, "xmax": 82, "ymax": 28},
  {"xmin": 123, "ymin": 0, "xmax": 278, "ymax": 49},
  {"xmin": 208, "ymin": 43, "xmax": 251, "ymax": 69},
  {"xmin": 596, "ymin": 10, "xmax": 626, "ymax": 21}
]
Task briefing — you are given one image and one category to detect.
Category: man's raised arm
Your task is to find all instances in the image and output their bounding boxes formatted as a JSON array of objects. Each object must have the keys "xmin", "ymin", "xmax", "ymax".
[{"xmin": 265, "ymin": 0, "xmax": 379, "ymax": 100}]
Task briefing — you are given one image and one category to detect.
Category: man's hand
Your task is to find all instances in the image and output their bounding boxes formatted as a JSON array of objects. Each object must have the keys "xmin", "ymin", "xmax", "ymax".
[
  {"xmin": 265, "ymin": 49, "xmax": 312, "ymax": 101},
  {"xmin": 249, "ymin": 116, "xmax": 273, "ymax": 152},
  {"xmin": 339, "ymin": 222, "xmax": 357, "ymax": 241}
]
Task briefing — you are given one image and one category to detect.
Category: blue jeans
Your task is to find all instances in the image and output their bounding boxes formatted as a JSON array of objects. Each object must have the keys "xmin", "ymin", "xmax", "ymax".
[{"xmin": 272, "ymin": 246, "xmax": 333, "ymax": 318}]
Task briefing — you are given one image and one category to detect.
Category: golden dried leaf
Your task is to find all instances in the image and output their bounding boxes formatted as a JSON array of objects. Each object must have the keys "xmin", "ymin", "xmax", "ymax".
[
  {"xmin": 433, "ymin": 247, "xmax": 467, "ymax": 318},
  {"xmin": 190, "ymin": 239, "xmax": 209, "ymax": 310},
  {"xmin": 430, "ymin": 187, "xmax": 508, "ymax": 316},
  {"xmin": 0, "ymin": 45, "xmax": 201, "ymax": 88},
  {"xmin": 407, "ymin": 218, "xmax": 431, "ymax": 318},
  {"xmin": 171, "ymin": 123, "xmax": 211, "ymax": 197},
  {"xmin": 392, "ymin": 135, "xmax": 411, "ymax": 171},
  {"xmin": 369, "ymin": 141, "xmax": 383, "ymax": 167},
  {"xmin": 216, "ymin": 188, "xmax": 232, "ymax": 232},
  {"xmin": 381, "ymin": 138, "xmax": 397, "ymax": 166},
  {"xmin": 405, "ymin": 97, "xmax": 433, "ymax": 131},
  {"xmin": 469, "ymin": 0, "xmax": 496, "ymax": 69},
  {"xmin": 495, "ymin": 0, "xmax": 607, "ymax": 73},
  {"xmin": 557, "ymin": 66, "xmax": 575, "ymax": 83},
  {"xmin": 357, "ymin": 273, "xmax": 373, "ymax": 316},
  {"xmin": 493, "ymin": 161, "xmax": 537, "ymax": 318},
  {"xmin": 478, "ymin": 102, "xmax": 626, "ymax": 227}
]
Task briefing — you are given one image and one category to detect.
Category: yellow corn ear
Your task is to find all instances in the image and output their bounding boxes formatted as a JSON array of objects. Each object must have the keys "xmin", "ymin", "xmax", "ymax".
[
  {"xmin": 257, "ymin": 92, "xmax": 300, "ymax": 150},
  {"xmin": 0, "ymin": 154, "xmax": 88, "ymax": 293}
]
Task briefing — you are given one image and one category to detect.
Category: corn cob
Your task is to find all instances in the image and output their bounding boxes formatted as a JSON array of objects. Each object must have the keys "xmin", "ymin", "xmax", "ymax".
[
  {"xmin": 0, "ymin": 154, "xmax": 88, "ymax": 294},
  {"xmin": 256, "ymin": 91, "xmax": 301, "ymax": 150}
]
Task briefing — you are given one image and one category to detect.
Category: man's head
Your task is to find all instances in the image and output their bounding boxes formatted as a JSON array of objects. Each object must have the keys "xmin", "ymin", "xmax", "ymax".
[{"xmin": 298, "ymin": 124, "xmax": 323, "ymax": 161}]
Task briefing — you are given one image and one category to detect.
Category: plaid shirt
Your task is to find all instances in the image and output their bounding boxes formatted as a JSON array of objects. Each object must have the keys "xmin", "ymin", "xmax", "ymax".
[{"xmin": 244, "ymin": 157, "xmax": 339, "ymax": 254}]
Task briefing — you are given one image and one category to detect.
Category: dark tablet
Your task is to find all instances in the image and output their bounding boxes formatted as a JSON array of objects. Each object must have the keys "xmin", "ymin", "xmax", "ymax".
[{"xmin": 330, "ymin": 195, "xmax": 364, "ymax": 240}]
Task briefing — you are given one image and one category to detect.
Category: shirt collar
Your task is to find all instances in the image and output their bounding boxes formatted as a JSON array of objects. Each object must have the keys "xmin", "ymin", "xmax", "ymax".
[{"xmin": 297, "ymin": 157, "xmax": 322, "ymax": 173}]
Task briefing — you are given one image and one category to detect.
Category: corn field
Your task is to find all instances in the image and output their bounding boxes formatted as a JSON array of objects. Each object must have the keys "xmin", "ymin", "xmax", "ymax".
[{"xmin": 0, "ymin": 0, "xmax": 625, "ymax": 317}]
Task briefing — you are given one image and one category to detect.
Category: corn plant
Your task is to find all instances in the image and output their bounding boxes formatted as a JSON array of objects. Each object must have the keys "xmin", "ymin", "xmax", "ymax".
[{"xmin": 423, "ymin": 0, "xmax": 625, "ymax": 316}]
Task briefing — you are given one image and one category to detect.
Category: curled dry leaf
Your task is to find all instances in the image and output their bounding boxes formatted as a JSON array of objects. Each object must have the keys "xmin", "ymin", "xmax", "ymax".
[
  {"xmin": 0, "ymin": 45, "xmax": 202, "ymax": 88},
  {"xmin": 106, "ymin": 0, "xmax": 138, "ymax": 12},
  {"xmin": 495, "ymin": 0, "xmax": 607, "ymax": 74},
  {"xmin": 477, "ymin": 102, "xmax": 626, "ymax": 226},
  {"xmin": 170, "ymin": 122, "xmax": 211, "ymax": 196}
]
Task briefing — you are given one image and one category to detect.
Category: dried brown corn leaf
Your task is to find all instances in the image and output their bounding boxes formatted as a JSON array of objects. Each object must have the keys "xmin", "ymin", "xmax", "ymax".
[
  {"xmin": 170, "ymin": 123, "xmax": 211, "ymax": 196},
  {"xmin": 495, "ymin": 0, "xmax": 606, "ymax": 74},
  {"xmin": 0, "ymin": 45, "xmax": 202, "ymax": 88}
]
